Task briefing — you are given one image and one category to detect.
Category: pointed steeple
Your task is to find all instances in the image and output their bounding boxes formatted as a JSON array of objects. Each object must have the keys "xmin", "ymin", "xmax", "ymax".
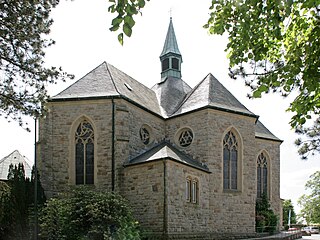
[{"xmin": 160, "ymin": 17, "xmax": 182, "ymax": 79}]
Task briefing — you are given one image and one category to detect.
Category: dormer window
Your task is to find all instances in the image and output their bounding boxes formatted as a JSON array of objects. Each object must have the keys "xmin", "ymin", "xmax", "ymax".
[
  {"xmin": 172, "ymin": 58, "xmax": 179, "ymax": 70},
  {"xmin": 162, "ymin": 58, "xmax": 169, "ymax": 71}
]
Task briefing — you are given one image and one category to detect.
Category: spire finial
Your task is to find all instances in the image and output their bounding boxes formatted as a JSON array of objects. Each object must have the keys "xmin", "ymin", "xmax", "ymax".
[{"xmin": 169, "ymin": 7, "xmax": 172, "ymax": 19}]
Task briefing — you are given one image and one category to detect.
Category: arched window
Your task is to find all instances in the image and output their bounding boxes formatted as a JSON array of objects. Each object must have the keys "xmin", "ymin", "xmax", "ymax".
[
  {"xmin": 257, "ymin": 152, "xmax": 268, "ymax": 198},
  {"xmin": 223, "ymin": 131, "xmax": 238, "ymax": 190},
  {"xmin": 75, "ymin": 120, "xmax": 94, "ymax": 185}
]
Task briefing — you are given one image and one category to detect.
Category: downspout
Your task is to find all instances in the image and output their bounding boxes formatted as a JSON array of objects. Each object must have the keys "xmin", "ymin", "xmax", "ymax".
[
  {"xmin": 111, "ymin": 98, "xmax": 115, "ymax": 192},
  {"xmin": 163, "ymin": 160, "xmax": 168, "ymax": 239}
]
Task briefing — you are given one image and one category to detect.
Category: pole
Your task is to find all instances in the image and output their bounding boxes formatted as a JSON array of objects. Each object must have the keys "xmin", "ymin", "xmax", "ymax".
[
  {"xmin": 34, "ymin": 118, "xmax": 38, "ymax": 240},
  {"xmin": 288, "ymin": 209, "xmax": 291, "ymax": 229}
]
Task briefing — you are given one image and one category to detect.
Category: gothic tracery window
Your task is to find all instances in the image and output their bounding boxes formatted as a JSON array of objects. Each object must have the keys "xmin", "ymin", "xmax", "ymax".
[
  {"xmin": 178, "ymin": 129, "xmax": 193, "ymax": 147},
  {"xmin": 75, "ymin": 120, "xmax": 94, "ymax": 185},
  {"xmin": 257, "ymin": 152, "xmax": 268, "ymax": 198},
  {"xmin": 223, "ymin": 131, "xmax": 238, "ymax": 190},
  {"xmin": 140, "ymin": 127, "xmax": 150, "ymax": 145}
]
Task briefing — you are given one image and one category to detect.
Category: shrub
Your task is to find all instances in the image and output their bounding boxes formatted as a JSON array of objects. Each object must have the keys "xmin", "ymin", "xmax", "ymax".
[
  {"xmin": 39, "ymin": 187, "xmax": 141, "ymax": 240},
  {"xmin": 256, "ymin": 194, "xmax": 278, "ymax": 234}
]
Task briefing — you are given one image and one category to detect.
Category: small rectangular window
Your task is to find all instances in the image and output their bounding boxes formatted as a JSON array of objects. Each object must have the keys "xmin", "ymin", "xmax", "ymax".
[
  {"xmin": 192, "ymin": 180, "xmax": 198, "ymax": 203},
  {"xmin": 172, "ymin": 58, "xmax": 179, "ymax": 70},
  {"xmin": 186, "ymin": 179, "xmax": 191, "ymax": 202},
  {"xmin": 162, "ymin": 59, "xmax": 169, "ymax": 71}
]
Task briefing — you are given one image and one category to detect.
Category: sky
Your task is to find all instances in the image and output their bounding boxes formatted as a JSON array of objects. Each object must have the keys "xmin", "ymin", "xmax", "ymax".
[{"xmin": 1, "ymin": 0, "xmax": 319, "ymax": 215}]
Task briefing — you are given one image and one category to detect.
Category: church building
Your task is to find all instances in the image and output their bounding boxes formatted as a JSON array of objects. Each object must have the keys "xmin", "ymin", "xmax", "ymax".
[{"xmin": 38, "ymin": 18, "xmax": 282, "ymax": 239}]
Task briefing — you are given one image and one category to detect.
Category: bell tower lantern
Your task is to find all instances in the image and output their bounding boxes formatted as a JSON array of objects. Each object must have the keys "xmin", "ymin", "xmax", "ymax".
[{"xmin": 160, "ymin": 18, "xmax": 182, "ymax": 79}]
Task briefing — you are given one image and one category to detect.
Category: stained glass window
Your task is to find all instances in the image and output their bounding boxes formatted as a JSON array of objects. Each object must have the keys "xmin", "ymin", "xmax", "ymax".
[
  {"xmin": 257, "ymin": 152, "xmax": 268, "ymax": 198},
  {"xmin": 75, "ymin": 120, "xmax": 94, "ymax": 185},
  {"xmin": 223, "ymin": 131, "xmax": 238, "ymax": 190}
]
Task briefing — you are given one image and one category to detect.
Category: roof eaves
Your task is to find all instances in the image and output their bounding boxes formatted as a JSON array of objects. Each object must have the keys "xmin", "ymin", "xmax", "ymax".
[
  {"xmin": 124, "ymin": 156, "xmax": 211, "ymax": 173},
  {"xmin": 169, "ymin": 105, "xmax": 259, "ymax": 120},
  {"xmin": 255, "ymin": 135, "xmax": 283, "ymax": 143}
]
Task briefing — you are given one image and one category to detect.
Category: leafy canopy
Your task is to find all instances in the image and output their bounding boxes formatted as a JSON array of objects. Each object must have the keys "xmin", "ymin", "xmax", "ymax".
[
  {"xmin": 0, "ymin": 0, "xmax": 73, "ymax": 130},
  {"xmin": 298, "ymin": 171, "xmax": 320, "ymax": 224},
  {"xmin": 204, "ymin": 0, "xmax": 320, "ymax": 129}
]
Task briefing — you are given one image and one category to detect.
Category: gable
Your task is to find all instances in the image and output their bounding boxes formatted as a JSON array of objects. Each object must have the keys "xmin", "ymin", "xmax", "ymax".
[
  {"xmin": 171, "ymin": 73, "xmax": 257, "ymax": 118},
  {"xmin": 0, "ymin": 150, "xmax": 32, "ymax": 180},
  {"xmin": 52, "ymin": 62, "xmax": 162, "ymax": 116},
  {"xmin": 125, "ymin": 141, "xmax": 210, "ymax": 173}
]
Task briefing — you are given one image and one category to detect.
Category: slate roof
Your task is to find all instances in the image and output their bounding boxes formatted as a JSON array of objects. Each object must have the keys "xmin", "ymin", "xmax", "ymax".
[
  {"xmin": 171, "ymin": 73, "xmax": 257, "ymax": 118},
  {"xmin": 255, "ymin": 120, "xmax": 282, "ymax": 142},
  {"xmin": 0, "ymin": 150, "xmax": 32, "ymax": 180},
  {"xmin": 151, "ymin": 76, "xmax": 191, "ymax": 117},
  {"xmin": 124, "ymin": 141, "xmax": 210, "ymax": 172},
  {"xmin": 52, "ymin": 62, "xmax": 162, "ymax": 116}
]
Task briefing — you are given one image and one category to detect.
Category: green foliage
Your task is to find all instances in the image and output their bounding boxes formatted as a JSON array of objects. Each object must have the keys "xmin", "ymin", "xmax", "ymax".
[
  {"xmin": 282, "ymin": 199, "xmax": 297, "ymax": 227},
  {"xmin": 0, "ymin": 181, "xmax": 14, "ymax": 237},
  {"xmin": 204, "ymin": 0, "xmax": 320, "ymax": 158},
  {"xmin": 298, "ymin": 171, "xmax": 320, "ymax": 224},
  {"xmin": 39, "ymin": 187, "xmax": 141, "ymax": 240},
  {"xmin": 107, "ymin": 0, "xmax": 150, "ymax": 45},
  {"xmin": 0, "ymin": 164, "xmax": 46, "ymax": 239},
  {"xmin": 295, "ymin": 117, "xmax": 320, "ymax": 159},
  {"xmin": 256, "ymin": 194, "xmax": 278, "ymax": 233},
  {"xmin": 0, "ymin": 0, "xmax": 73, "ymax": 129}
]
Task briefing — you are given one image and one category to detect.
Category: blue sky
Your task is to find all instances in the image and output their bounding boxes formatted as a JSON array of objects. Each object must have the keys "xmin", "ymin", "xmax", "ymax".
[{"xmin": 1, "ymin": 0, "xmax": 319, "ymax": 215}]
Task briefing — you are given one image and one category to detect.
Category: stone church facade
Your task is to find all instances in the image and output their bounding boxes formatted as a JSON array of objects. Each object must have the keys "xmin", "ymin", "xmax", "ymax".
[{"xmin": 38, "ymin": 18, "xmax": 282, "ymax": 239}]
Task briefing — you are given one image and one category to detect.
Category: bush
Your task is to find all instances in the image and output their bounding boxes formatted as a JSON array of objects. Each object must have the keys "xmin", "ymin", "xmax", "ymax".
[
  {"xmin": 256, "ymin": 194, "xmax": 278, "ymax": 234},
  {"xmin": 39, "ymin": 187, "xmax": 141, "ymax": 240}
]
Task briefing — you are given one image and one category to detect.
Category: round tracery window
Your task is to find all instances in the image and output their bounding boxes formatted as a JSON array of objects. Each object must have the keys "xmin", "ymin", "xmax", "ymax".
[
  {"xmin": 176, "ymin": 128, "xmax": 194, "ymax": 147},
  {"xmin": 139, "ymin": 124, "xmax": 153, "ymax": 145}
]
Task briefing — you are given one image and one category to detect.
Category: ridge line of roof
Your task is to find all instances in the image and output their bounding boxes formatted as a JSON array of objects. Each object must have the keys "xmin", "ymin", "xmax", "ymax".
[
  {"xmin": 104, "ymin": 62, "xmax": 121, "ymax": 95},
  {"xmin": 169, "ymin": 73, "xmax": 211, "ymax": 116}
]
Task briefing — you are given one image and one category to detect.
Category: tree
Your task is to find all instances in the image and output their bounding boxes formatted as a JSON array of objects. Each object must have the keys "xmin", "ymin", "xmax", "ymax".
[
  {"xmin": 108, "ymin": 0, "xmax": 320, "ymax": 158},
  {"xmin": 298, "ymin": 171, "xmax": 320, "ymax": 224},
  {"xmin": 203, "ymin": 1, "xmax": 319, "ymax": 127},
  {"xmin": 282, "ymin": 199, "xmax": 297, "ymax": 228},
  {"xmin": 39, "ymin": 187, "xmax": 141, "ymax": 240},
  {"xmin": 255, "ymin": 194, "xmax": 278, "ymax": 233},
  {"xmin": 0, "ymin": 0, "xmax": 73, "ymax": 129}
]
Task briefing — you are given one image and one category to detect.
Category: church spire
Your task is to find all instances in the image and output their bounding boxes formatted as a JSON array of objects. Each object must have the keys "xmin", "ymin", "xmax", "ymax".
[{"xmin": 160, "ymin": 17, "xmax": 182, "ymax": 79}]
